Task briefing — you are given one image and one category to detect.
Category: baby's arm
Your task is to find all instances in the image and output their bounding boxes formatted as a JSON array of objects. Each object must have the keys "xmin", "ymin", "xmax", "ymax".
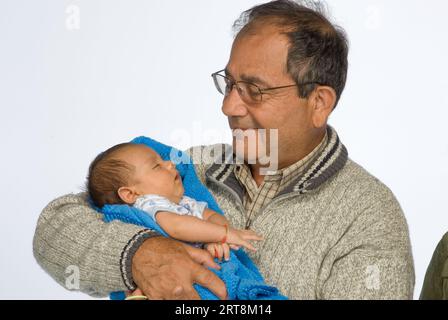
[
  {"xmin": 156, "ymin": 209, "xmax": 263, "ymax": 252},
  {"xmin": 202, "ymin": 208, "xmax": 263, "ymax": 261},
  {"xmin": 202, "ymin": 208, "xmax": 229, "ymax": 227},
  {"xmin": 202, "ymin": 208, "xmax": 263, "ymax": 248},
  {"xmin": 155, "ymin": 211, "xmax": 227, "ymax": 243}
]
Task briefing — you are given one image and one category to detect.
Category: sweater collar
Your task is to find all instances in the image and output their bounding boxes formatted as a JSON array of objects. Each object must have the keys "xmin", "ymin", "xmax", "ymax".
[{"xmin": 205, "ymin": 125, "xmax": 348, "ymax": 201}]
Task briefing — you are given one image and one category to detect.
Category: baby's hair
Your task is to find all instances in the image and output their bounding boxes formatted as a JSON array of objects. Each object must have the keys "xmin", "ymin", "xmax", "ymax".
[{"xmin": 87, "ymin": 143, "xmax": 136, "ymax": 208}]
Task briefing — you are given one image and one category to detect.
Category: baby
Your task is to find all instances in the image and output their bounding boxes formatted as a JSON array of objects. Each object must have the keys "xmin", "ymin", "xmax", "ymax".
[{"xmin": 87, "ymin": 142, "xmax": 263, "ymax": 261}]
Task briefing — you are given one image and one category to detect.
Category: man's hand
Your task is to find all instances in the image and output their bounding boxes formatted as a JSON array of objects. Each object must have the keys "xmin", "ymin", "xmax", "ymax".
[{"xmin": 131, "ymin": 236, "xmax": 228, "ymax": 300}]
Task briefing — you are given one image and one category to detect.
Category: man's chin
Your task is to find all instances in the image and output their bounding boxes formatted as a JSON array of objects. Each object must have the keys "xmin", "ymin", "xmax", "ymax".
[{"xmin": 232, "ymin": 139, "xmax": 257, "ymax": 165}]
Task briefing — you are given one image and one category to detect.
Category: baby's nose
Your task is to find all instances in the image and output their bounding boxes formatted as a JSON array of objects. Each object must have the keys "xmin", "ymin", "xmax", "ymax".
[{"xmin": 165, "ymin": 161, "xmax": 175, "ymax": 170}]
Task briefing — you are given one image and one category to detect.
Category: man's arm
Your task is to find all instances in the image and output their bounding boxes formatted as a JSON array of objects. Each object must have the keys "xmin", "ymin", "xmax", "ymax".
[
  {"xmin": 316, "ymin": 186, "xmax": 415, "ymax": 300},
  {"xmin": 33, "ymin": 192, "xmax": 227, "ymax": 299},
  {"xmin": 33, "ymin": 193, "xmax": 158, "ymax": 297}
]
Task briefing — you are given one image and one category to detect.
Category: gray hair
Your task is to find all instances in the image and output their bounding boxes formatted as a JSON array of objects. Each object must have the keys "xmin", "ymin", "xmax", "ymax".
[{"xmin": 233, "ymin": 0, "xmax": 349, "ymax": 109}]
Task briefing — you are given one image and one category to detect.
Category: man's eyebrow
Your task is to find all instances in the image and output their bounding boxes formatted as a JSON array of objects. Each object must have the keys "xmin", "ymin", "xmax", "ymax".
[
  {"xmin": 241, "ymin": 74, "xmax": 271, "ymax": 88},
  {"xmin": 224, "ymin": 68, "xmax": 271, "ymax": 88}
]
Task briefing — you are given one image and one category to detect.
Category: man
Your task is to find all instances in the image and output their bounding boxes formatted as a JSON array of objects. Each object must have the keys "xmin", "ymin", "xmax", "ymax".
[{"xmin": 33, "ymin": 0, "xmax": 415, "ymax": 299}]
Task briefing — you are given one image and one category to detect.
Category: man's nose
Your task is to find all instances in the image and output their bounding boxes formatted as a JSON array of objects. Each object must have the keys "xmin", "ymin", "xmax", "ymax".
[{"xmin": 221, "ymin": 86, "xmax": 248, "ymax": 117}]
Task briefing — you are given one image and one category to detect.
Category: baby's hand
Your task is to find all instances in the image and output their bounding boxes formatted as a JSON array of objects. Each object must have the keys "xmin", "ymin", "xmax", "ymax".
[
  {"xmin": 226, "ymin": 228, "xmax": 263, "ymax": 252},
  {"xmin": 205, "ymin": 242, "xmax": 231, "ymax": 262}
]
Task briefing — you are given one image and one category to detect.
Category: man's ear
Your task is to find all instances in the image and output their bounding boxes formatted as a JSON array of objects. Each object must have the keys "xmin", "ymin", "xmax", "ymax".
[
  {"xmin": 118, "ymin": 186, "xmax": 139, "ymax": 204},
  {"xmin": 309, "ymin": 85, "xmax": 337, "ymax": 128}
]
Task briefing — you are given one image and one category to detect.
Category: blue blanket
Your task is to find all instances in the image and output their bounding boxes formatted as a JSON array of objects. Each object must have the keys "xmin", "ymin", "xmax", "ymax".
[{"xmin": 99, "ymin": 136, "xmax": 287, "ymax": 300}]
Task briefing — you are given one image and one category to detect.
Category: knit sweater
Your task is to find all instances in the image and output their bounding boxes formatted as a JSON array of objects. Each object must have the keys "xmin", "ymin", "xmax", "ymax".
[{"xmin": 33, "ymin": 126, "xmax": 415, "ymax": 299}]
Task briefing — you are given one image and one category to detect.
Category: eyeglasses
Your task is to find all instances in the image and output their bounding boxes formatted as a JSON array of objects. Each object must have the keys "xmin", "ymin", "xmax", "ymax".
[{"xmin": 211, "ymin": 69, "xmax": 322, "ymax": 104}]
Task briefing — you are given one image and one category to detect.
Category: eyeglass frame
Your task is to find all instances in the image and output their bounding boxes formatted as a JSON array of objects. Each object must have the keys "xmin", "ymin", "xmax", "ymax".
[{"xmin": 211, "ymin": 69, "xmax": 325, "ymax": 103}]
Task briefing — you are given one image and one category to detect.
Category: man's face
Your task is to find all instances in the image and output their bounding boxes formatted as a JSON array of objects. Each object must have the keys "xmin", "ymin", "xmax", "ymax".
[{"xmin": 222, "ymin": 24, "xmax": 316, "ymax": 169}]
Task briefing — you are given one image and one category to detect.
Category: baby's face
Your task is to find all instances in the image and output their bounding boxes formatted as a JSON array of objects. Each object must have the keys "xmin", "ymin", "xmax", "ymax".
[{"xmin": 120, "ymin": 144, "xmax": 184, "ymax": 203}]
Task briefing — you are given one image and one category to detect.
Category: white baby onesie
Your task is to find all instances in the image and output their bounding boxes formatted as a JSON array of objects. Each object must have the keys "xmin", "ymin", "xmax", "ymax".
[{"xmin": 133, "ymin": 194, "xmax": 208, "ymax": 222}]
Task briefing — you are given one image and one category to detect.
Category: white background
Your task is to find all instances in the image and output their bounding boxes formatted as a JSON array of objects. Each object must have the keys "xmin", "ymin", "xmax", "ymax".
[{"xmin": 1, "ymin": 0, "xmax": 447, "ymax": 299}]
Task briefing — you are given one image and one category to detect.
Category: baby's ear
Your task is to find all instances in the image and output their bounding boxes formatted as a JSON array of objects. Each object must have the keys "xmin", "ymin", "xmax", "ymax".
[{"xmin": 118, "ymin": 187, "xmax": 138, "ymax": 204}]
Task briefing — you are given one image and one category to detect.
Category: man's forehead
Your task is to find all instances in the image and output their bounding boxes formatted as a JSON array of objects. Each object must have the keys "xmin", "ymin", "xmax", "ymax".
[{"xmin": 226, "ymin": 31, "xmax": 290, "ymax": 84}]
